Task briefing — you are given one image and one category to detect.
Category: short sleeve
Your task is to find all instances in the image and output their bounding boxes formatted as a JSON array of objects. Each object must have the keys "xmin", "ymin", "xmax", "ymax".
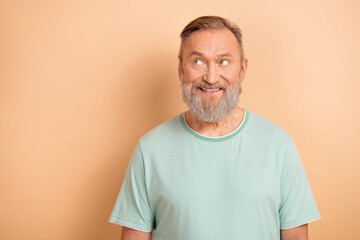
[
  {"xmin": 279, "ymin": 137, "xmax": 321, "ymax": 229},
  {"xmin": 109, "ymin": 143, "xmax": 154, "ymax": 232}
]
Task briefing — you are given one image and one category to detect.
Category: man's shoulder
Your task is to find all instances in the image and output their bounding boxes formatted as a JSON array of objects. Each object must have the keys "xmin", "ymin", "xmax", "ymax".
[
  {"xmin": 138, "ymin": 113, "xmax": 184, "ymax": 148},
  {"xmin": 246, "ymin": 109, "xmax": 293, "ymax": 143}
]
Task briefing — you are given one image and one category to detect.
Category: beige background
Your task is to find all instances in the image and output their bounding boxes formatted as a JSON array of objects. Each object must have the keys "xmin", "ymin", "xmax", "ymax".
[{"xmin": 1, "ymin": 0, "xmax": 359, "ymax": 239}]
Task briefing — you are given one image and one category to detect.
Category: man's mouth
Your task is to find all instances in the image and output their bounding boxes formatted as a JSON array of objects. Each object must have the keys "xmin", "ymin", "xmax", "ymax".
[{"xmin": 199, "ymin": 88, "xmax": 221, "ymax": 92}]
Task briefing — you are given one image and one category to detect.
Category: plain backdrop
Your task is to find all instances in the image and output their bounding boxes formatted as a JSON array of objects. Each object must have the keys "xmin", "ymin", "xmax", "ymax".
[{"xmin": 1, "ymin": 0, "xmax": 359, "ymax": 239}]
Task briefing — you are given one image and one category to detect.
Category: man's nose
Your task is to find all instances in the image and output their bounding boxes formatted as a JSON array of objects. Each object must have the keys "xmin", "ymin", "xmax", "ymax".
[{"xmin": 203, "ymin": 62, "xmax": 218, "ymax": 84}]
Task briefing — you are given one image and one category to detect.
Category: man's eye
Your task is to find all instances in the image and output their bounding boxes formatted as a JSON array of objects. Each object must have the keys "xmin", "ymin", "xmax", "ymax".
[
  {"xmin": 194, "ymin": 59, "xmax": 204, "ymax": 65},
  {"xmin": 219, "ymin": 59, "xmax": 229, "ymax": 66}
]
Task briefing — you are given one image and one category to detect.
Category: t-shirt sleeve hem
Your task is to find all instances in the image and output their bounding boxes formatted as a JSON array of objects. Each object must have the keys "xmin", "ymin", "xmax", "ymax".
[
  {"xmin": 109, "ymin": 216, "xmax": 153, "ymax": 232},
  {"xmin": 280, "ymin": 213, "xmax": 321, "ymax": 229}
]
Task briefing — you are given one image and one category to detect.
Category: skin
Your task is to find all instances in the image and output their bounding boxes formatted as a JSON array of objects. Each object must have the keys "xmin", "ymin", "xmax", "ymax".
[
  {"xmin": 119, "ymin": 28, "xmax": 309, "ymax": 240},
  {"xmin": 179, "ymin": 28, "xmax": 248, "ymax": 137},
  {"xmin": 121, "ymin": 227, "xmax": 151, "ymax": 240},
  {"xmin": 281, "ymin": 224, "xmax": 309, "ymax": 240}
]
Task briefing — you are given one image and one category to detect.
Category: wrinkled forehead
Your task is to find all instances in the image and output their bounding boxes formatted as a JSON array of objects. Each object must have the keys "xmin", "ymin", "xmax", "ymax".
[{"xmin": 181, "ymin": 28, "xmax": 241, "ymax": 59}]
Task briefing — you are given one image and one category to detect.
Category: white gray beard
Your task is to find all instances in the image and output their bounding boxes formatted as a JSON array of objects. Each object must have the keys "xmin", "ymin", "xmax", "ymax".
[{"xmin": 181, "ymin": 77, "xmax": 242, "ymax": 123}]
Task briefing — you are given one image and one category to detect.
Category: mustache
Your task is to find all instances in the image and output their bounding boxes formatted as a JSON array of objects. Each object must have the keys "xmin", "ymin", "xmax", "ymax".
[{"xmin": 193, "ymin": 81, "xmax": 228, "ymax": 89}]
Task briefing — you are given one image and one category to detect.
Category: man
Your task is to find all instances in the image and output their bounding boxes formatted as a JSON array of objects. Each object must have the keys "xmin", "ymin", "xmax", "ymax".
[{"xmin": 109, "ymin": 16, "xmax": 320, "ymax": 240}]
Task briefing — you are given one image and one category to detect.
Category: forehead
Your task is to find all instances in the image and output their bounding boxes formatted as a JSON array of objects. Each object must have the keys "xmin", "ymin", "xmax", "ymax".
[{"xmin": 182, "ymin": 28, "xmax": 240, "ymax": 58}]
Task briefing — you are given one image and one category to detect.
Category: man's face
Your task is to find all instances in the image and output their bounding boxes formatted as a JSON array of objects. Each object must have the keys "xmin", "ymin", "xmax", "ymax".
[{"xmin": 179, "ymin": 28, "xmax": 247, "ymax": 122}]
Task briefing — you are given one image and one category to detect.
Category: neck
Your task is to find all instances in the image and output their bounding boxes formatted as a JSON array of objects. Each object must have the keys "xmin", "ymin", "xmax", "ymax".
[{"xmin": 184, "ymin": 106, "xmax": 245, "ymax": 137}]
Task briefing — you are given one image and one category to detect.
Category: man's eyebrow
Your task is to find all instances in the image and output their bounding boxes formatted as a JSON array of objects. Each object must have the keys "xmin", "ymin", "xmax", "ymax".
[
  {"xmin": 217, "ymin": 52, "xmax": 232, "ymax": 58},
  {"xmin": 189, "ymin": 51, "xmax": 233, "ymax": 58},
  {"xmin": 190, "ymin": 51, "xmax": 204, "ymax": 57}
]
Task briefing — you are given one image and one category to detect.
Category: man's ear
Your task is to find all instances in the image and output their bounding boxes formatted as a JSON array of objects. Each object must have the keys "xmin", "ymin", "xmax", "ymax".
[
  {"xmin": 240, "ymin": 58, "xmax": 248, "ymax": 83},
  {"xmin": 178, "ymin": 56, "xmax": 183, "ymax": 81}
]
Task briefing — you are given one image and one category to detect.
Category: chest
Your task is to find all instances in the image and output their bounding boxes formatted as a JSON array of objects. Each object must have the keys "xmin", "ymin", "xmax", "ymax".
[{"xmin": 147, "ymin": 149, "xmax": 282, "ymax": 220}]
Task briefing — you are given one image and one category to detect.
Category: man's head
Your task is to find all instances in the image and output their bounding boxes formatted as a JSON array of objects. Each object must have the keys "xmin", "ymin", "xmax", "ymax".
[
  {"xmin": 179, "ymin": 16, "xmax": 245, "ymax": 65},
  {"xmin": 178, "ymin": 16, "xmax": 248, "ymax": 122}
]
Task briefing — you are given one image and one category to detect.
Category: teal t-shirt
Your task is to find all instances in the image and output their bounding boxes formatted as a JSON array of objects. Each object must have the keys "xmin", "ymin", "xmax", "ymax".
[{"xmin": 109, "ymin": 108, "xmax": 320, "ymax": 239}]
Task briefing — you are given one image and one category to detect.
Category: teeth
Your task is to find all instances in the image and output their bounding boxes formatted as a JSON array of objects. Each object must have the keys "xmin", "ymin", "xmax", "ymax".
[{"xmin": 200, "ymin": 88, "xmax": 220, "ymax": 92}]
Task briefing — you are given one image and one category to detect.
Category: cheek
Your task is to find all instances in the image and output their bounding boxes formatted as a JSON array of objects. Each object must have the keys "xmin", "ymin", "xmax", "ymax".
[
  {"xmin": 222, "ymin": 72, "xmax": 240, "ymax": 84},
  {"xmin": 183, "ymin": 68, "xmax": 203, "ymax": 83}
]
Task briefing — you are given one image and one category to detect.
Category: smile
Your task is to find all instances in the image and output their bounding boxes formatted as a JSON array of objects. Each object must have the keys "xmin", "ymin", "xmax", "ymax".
[{"xmin": 199, "ymin": 88, "xmax": 221, "ymax": 92}]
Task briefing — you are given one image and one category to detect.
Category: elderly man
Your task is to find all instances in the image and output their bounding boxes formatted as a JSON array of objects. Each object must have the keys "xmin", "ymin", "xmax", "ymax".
[{"xmin": 109, "ymin": 16, "xmax": 320, "ymax": 240}]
